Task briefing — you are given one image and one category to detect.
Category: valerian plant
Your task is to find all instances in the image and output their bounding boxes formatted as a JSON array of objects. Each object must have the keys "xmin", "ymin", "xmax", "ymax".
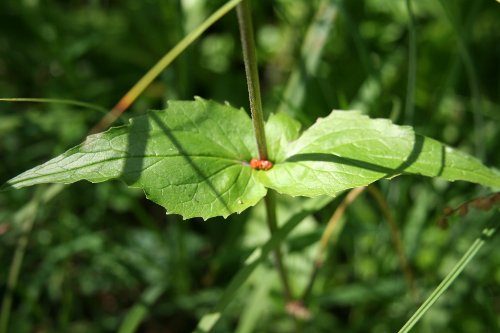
[
  {"xmin": 2, "ymin": 1, "xmax": 500, "ymax": 332},
  {"xmin": 4, "ymin": 0, "xmax": 499, "ymax": 220},
  {"xmin": 5, "ymin": 97, "xmax": 500, "ymax": 220}
]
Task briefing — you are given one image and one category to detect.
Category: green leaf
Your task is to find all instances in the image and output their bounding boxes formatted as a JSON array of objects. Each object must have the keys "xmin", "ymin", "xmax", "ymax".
[
  {"xmin": 6, "ymin": 103, "xmax": 500, "ymax": 220},
  {"xmin": 6, "ymin": 99, "xmax": 267, "ymax": 220},
  {"xmin": 264, "ymin": 112, "xmax": 302, "ymax": 163},
  {"xmin": 257, "ymin": 111, "xmax": 500, "ymax": 197}
]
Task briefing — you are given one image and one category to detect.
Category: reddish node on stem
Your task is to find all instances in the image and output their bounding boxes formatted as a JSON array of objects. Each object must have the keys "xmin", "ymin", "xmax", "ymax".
[{"xmin": 250, "ymin": 158, "xmax": 273, "ymax": 171}]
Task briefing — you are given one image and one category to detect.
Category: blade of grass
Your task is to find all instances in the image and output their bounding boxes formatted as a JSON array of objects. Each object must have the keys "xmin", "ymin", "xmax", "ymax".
[
  {"xmin": 234, "ymin": 267, "xmax": 274, "ymax": 333},
  {"xmin": 397, "ymin": 212, "xmax": 499, "ymax": 333},
  {"xmin": 117, "ymin": 284, "xmax": 166, "ymax": 333},
  {"xmin": 91, "ymin": 0, "xmax": 243, "ymax": 133},
  {"xmin": 277, "ymin": 0, "xmax": 338, "ymax": 123},
  {"xmin": 192, "ymin": 196, "xmax": 333, "ymax": 333},
  {"xmin": 0, "ymin": 98, "xmax": 107, "ymax": 114},
  {"xmin": 404, "ymin": 0, "xmax": 417, "ymax": 124}
]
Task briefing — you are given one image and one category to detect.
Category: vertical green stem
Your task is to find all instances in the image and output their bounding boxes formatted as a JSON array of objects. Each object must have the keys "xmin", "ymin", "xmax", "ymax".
[
  {"xmin": 405, "ymin": 0, "xmax": 417, "ymax": 124},
  {"xmin": 236, "ymin": 0, "xmax": 268, "ymax": 160},
  {"xmin": 264, "ymin": 191, "xmax": 292, "ymax": 300},
  {"xmin": 236, "ymin": 0, "xmax": 291, "ymax": 300}
]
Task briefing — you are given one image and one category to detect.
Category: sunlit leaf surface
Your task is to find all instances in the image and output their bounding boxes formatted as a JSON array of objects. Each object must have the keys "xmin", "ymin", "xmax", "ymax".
[{"xmin": 7, "ymin": 102, "xmax": 500, "ymax": 218}]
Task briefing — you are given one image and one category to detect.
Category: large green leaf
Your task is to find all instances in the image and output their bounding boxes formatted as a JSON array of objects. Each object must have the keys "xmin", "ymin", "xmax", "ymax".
[
  {"xmin": 6, "ymin": 101, "xmax": 500, "ymax": 219},
  {"xmin": 257, "ymin": 111, "xmax": 500, "ymax": 197},
  {"xmin": 6, "ymin": 99, "xmax": 267, "ymax": 220}
]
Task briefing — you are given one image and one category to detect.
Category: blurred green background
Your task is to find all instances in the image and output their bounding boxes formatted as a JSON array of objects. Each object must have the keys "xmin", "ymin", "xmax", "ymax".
[{"xmin": 0, "ymin": 0, "xmax": 499, "ymax": 332}]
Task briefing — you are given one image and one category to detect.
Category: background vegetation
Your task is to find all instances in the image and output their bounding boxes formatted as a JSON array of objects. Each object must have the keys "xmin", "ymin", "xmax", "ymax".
[{"xmin": 1, "ymin": 0, "xmax": 499, "ymax": 332}]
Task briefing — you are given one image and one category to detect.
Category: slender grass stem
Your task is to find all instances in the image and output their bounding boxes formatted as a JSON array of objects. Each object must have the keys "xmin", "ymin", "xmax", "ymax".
[
  {"xmin": 0, "ymin": 98, "xmax": 107, "ymax": 114},
  {"xmin": 398, "ymin": 214, "xmax": 499, "ymax": 333},
  {"xmin": 91, "ymin": 0, "xmax": 244, "ymax": 133},
  {"xmin": 405, "ymin": 0, "xmax": 417, "ymax": 124}
]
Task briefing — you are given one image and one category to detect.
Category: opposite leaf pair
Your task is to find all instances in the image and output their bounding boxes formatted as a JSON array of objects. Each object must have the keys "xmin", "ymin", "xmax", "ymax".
[{"xmin": 6, "ymin": 98, "xmax": 500, "ymax": 220}]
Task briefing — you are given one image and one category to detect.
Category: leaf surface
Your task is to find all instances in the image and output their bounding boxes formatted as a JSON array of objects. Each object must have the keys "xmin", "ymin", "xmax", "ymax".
[
  {"xmin": 6, "ymin": 103, "xmax": 500, "ymax": 219},
  {"xmin": 264, "ymin": 112, "xmax": 302, "ymax": 162},
  {"xmin": 257, "ymin": 111, "xmax": 500, "ymax": 197},
  {"xmin": 7, "ymin": 99, "xmax": 267, "ymax": 219}
]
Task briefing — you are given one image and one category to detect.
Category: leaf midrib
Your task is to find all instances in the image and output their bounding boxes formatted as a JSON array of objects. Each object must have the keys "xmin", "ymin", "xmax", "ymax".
[{"xmin": 10, "ymin": 154, "xmax": 245, "ymax": 186}]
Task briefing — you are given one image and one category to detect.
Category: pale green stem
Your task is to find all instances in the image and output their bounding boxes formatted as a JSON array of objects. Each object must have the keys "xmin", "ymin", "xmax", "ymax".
[
  {"xmin": 0, "ymin": 97, "xmax": 107, "ymax": 113},
  {"xmin": 91, "ymin": 0, "xmax": 244, "ymax": 133},
  {"xmin": 398, "ymin": 215, "xmax": 499, "ymax": 333}
]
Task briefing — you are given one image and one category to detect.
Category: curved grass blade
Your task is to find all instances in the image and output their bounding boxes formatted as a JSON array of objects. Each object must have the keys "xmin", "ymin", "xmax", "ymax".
[
  {"xmin": 0, "ymin": 98, "xmax": 107, "ymax": 114},
  {"xmin": 92, "ymin": 0, "xmax": 244, "ymax": 133},
  {"xmin": 397, "ymin": 213, "xmax": 499, "ymax": 333}
]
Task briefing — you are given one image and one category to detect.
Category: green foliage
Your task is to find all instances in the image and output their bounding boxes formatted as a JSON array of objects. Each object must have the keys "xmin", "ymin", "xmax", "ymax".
[
  {"xmin": 260, "ymin": 111, "xmax": 500, "ymax": 197},
  {"xmin": 6, "ymin": 99, "xmax": 266, "ymax": 220},
  {"xmin": 1, "ymin": 0, "xmax": 500, "ymax": 333},
  {"xmin": 7, "ymin": 101, "xmax": 499, "ymax": 219}
]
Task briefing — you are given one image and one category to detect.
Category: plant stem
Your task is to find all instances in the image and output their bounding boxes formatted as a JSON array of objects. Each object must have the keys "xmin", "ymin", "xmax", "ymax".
[
  {"xmin": 193, "ymin": 197, "xmax": 333, "ymax": 333},
  {"xmin": 236, "ymin": 0, "xmax": 268, "ymax": 160},
  {"xmin": 264, "ymin": 191, "xmax": 292, "ymax": 300},
  {"xmin": 236, "ymin": 0, "xmax": 290, "ymax": 300}
]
